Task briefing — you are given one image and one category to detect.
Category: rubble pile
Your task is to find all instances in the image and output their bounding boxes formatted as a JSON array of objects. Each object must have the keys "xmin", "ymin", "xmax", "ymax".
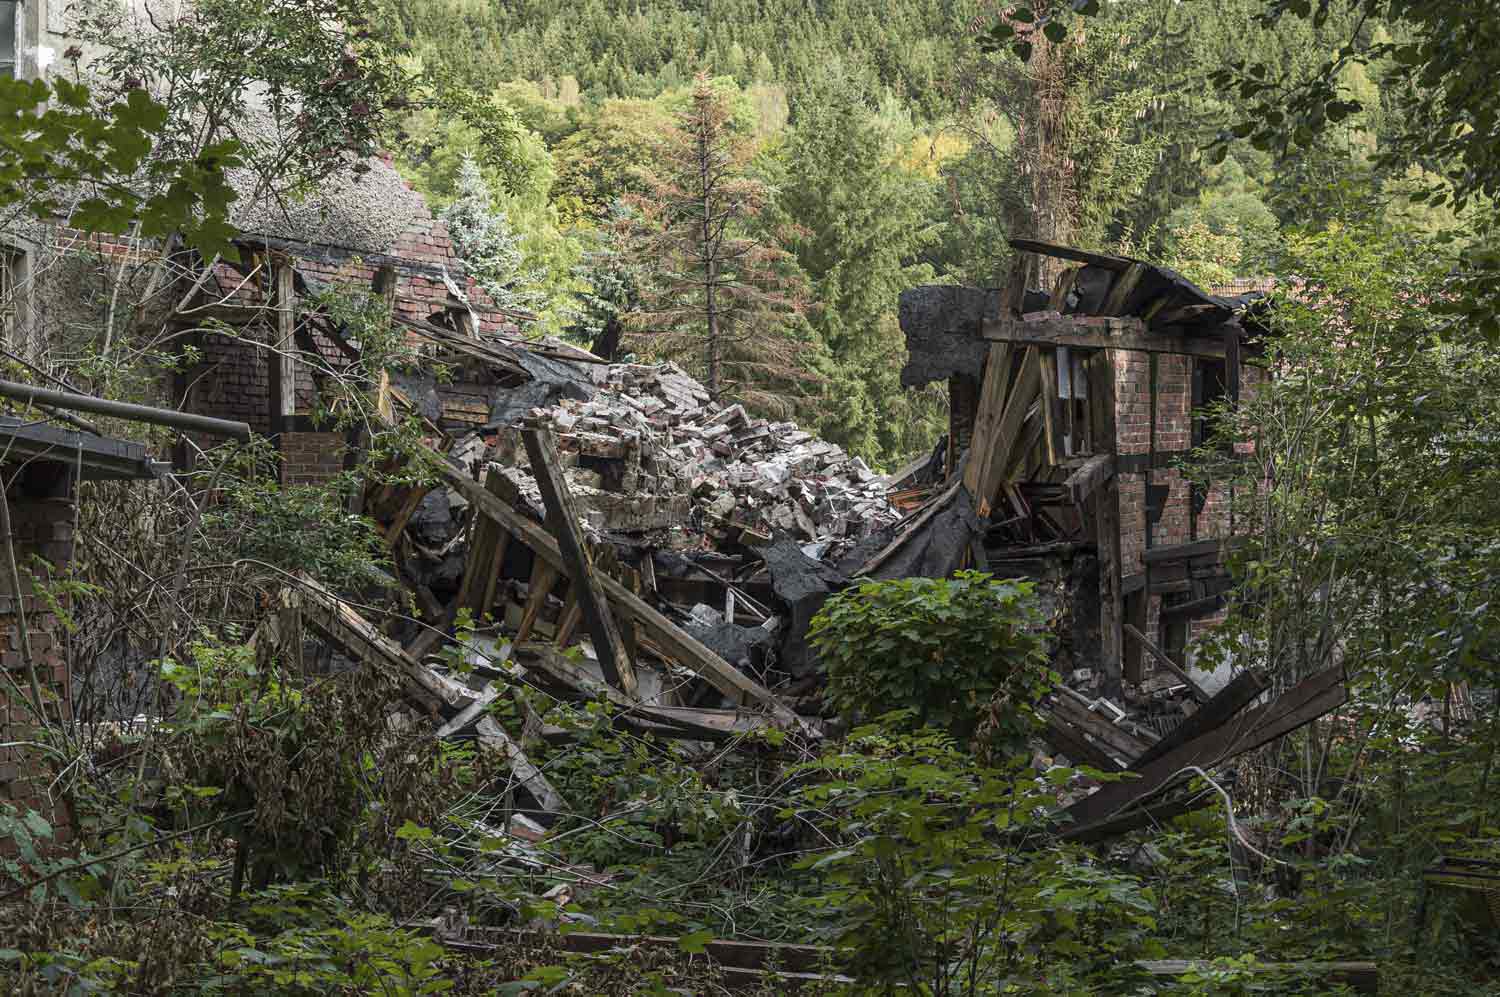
[{"xmin": 480, "ymin": 361, "xmax": 899, "ymax": 547}]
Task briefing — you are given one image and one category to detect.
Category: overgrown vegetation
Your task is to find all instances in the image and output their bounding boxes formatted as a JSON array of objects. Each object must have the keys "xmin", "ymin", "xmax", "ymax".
[{"xmin": 2, "ymin": 0, "xmax": 1500, "ymax": 992}]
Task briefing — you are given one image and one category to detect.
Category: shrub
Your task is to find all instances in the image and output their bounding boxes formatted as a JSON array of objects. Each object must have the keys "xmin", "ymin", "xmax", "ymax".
[{"xmin": 808, "ymin": 571, "xmax": 1051, "ymax": 744}]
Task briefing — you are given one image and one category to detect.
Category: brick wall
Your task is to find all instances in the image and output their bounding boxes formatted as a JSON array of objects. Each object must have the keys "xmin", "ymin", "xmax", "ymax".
[
  {"xmin": 0, "ymin": 464, "xmax": 75, "ymax": 844},
  {"xmin": 281, "ymin": 432, "xmax": 347, "ymax": 488},
  {"xmin": 1108, "ymin": 349, "xmax": 1259, "ymax": 664}
]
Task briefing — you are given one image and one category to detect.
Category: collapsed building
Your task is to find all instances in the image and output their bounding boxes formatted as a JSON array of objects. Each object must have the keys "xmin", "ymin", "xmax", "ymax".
[{"xmin": 2, "ymin": 148, "xmax": 1353, "ymax": 842}]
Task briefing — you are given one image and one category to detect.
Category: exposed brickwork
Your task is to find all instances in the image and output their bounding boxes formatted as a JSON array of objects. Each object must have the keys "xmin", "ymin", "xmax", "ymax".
[
  {"xmin": 0, "ymin": 470, "xmax": 75, "ymax": 844},
  {"xmin": 1104, "ymin": 348, "xmax": 1261, "ymax": 667},
  {"xmin": 281, "ymin": 432, "xmax": 346, "ymax": 488}
]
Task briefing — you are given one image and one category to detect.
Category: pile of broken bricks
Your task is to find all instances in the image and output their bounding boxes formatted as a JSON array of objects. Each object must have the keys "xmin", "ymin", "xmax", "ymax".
[{"xmin": 453, "ymin": 362, "xmax": 899, "ymax": 550}]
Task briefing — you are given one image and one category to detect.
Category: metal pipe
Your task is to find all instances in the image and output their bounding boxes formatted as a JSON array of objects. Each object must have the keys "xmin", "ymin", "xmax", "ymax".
[{"xmin": 0, "ymin": 379, "xmax": 253, "ymax": 441}]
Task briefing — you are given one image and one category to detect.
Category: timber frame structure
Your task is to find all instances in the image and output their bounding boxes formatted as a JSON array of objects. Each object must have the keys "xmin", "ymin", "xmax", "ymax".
[{"xmin": 896, "ymin": 238, "xmax": 1269, "ymax": 700}]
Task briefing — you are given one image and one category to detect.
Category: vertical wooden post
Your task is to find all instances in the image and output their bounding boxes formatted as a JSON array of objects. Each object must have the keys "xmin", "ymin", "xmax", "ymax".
[
  {"xmin": 1088, "ymin": 349, "xmax": 1124, "ymax": 699},
  {"xmin": 268, "ymin": 256, "xmax": 297, "ymax": 457}
]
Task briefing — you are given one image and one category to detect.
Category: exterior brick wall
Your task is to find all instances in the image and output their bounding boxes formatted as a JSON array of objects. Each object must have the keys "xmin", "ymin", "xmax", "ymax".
[
  {"xmin": 1106, "ymin": 348, "xmax": 1260, "ymax": 669},
  {"xmin": 281, "ymin": 432, "xmax": 347, "ymax": 488},
  {"xmin": 0, "ymin": 468, "xmax": 75, "ymax": 844}
]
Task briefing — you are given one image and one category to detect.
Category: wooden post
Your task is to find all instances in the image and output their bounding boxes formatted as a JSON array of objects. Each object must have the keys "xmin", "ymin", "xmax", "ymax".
[
  {"xmin": 522, "ymin": 426, "xmax": 637, "ymax": 696},
  {"xmin": 1088, "ymin": 349, "xmax": 1124, "ymax": 699},
  {"xmin": 269, "ymin": 257, "xmax": 297, "ymax": 452}
]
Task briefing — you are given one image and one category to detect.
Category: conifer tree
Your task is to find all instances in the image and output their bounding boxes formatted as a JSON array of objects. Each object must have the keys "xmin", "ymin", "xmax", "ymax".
[
  {"xmin": 621, "ymin": 74, "xmax": 811, "ymax": 410},
  {"xmin": 440, "ymin": 156, "xmax": 542, "ymax": 317}
]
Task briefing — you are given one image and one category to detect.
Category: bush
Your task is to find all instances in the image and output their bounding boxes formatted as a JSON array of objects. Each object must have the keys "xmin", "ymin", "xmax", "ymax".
[{"xmin": 808, "ymin": 571, "xmax": 1051, "ymax": 744}]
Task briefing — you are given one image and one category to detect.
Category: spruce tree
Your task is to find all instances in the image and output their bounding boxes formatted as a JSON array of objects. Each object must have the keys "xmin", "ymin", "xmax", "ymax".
[
  {"xmin": 621, "ymin": 74, "xmax": 811, "ymax": 410},
  {"xmin": 440, "ymin": 156, "xmax": 542, "ymax": 317}
]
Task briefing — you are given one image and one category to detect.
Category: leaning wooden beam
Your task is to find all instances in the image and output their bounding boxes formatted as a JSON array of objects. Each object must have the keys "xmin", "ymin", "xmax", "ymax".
[
  {"xmin": 436, "ymin": 459, "xmax": 808, "ymax": 732},
  {"xmin": 1064, "ymin": 667, "xmax": 1346, "ymax": 830},
  {"xmin": 1124, "ymin": 624, "xmax": 1209, "ymax": 703},
  {"xmin": 961, "ymin": 342, "xmax": 1014, "ymax": 503},
  {"xmin": 1129, "ymin": 668, "xmax": 1269, "ymax": 770},
  {"xmin": 474, "ymin": 716, "xmax": 567, "ymax": 814},
  {"xmin": 976, "ymin": 346, "xmax": 1040, "ymax": 511},
  {"xmin": 982, "ymin": 313, "xmax": 1233, "ymax": 359},
  {"xmin": 522, "ymin": 426, "xmax": 637, "ymax": 697},
  {"xmin": 1100, "ymin": 262, "xmax": 1148, "ymax": 316},
  {"xmin": 1037, "ymin": 348, "xmax": 1064, "ymax": 465},
  {"xmin": 288, "ymin": 578, "xmax": 470, "ymax": 715},
  {"xmin": 856, "ymin": 476, "xmax": 963, "ymax": 577}
]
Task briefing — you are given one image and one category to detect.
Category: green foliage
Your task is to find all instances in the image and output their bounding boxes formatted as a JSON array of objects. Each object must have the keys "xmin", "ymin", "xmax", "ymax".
[
  {"xmin": 198, "ymin": 447, "xmax": 390, "ymax": 590},
  {"xmin": 767, "ymin": 65, "xmax": 945, "ymax": 465},
  {"xmin": 441, "ymin": 156, "xmax": 545, "ymax": 316},
  {"xmin": 0, "ymin": 75, "xmax": 240, "ymax": 257},
  {"xmin": 810, "ymin": 572, "xmax": 1052, "ymax": 745},
  {"xmin": 788, "ymin": 723, "xmax": 1159, "ymax": 995}
]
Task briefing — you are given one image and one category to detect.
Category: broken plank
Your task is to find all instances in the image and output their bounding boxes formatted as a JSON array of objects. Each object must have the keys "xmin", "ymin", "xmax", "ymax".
[
  {"xmin": 523, "ymin": 426, "xmax": 637, "ymax": 697},
  {"xmin": 976, "ymin": 346, "xmax": 1040, "ymax": 510},
  {"xmin": 515, "ymin": 560, "xmax": 561, "ymax": 643},
  {"xmin": 1129, "ymin": 668, "xmax": 1269, "ymax": 770},
  {"xmin": 384, "ymin": 485, "xmax": 432, "ymax": 551},
  {"xmin": 1124, "ymin": 623, "xmax": 1207, "ymax": 703},
  {"xmin": 289, "ymin": 578, "xmax": 470, "ymax": 716},
  {"xmin": 474, "ymin": 716, "xmax": 566, "ymax": 814},
  {"xmin": 1050, "ymin": 692, "xmax": 1155, "ymax": 763},
  {"xmin": 1100, "ymin": 262, "xmax": 1149, "ymax": 316},
  {"xmin": 1064, "ymin": 453, "xmax": 1113, "ymax": 507},
  {"xmin": 961, "ymin": 342, "xmax": 1015, "ymax": 503},
  {"xmin": 1037, "ymin": 347, "xmax": 1064, "ymax": 466},
  {"xmin": 434, "ymin": 683, "xmax": 500, "ymax": 738},
  {"xmin": 436, "ymin": 459, "xmax": 807, "ymax": 732},
  {"xmin": 1065, "ymin": 667, "xmax": 1346, "ymax": 830},
  {"xmin": 1042, "ymin": 711, "xmax": 1125, "ymax": 773}
]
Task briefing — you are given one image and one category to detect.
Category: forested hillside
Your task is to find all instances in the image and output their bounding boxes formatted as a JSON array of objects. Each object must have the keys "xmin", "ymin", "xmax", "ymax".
[{"xmin": 372, "ymin": 0, "xmax": 1444, "ymax": 469}]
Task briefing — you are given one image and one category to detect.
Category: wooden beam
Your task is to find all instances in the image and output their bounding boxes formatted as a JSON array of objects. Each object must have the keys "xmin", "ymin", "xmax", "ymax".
[
  {"xmin": 269, "ymin": 258, "xmax": 297, "ymax": 441},
  {"xmin": 474, "ymin": 716, "xmax": 567, "ymax": 813},
  {"xmin": 522, "ymin": 426, "xmax": 637, "ymax": 697},
  {"xmin": 1144, "ymin": 537, "xmax": 1232, "ymax": 564},
  {"xmin": 1042, "ymin": 711, "xmax": 1125, "ymax": 773},
  {"xmin": 1049, "ymin": 267, "xmax": 1080, "ymax": 311},
  {"xmin": 1160, "ymin": 592, "xmax": 1227, "ymax": 623},
  {"xmin": 961, "ymin": 343, "xmax": 1014, "ymax": 503},
  {"xmin": 1100, "ymin": 262, "xmax": 1148, "ymax": 315},
  {"xmin": 1064, "ymin": 453, "xmax": 1113, "ymax": 507},
  {"xmin": 1037, "ymin": 348, "xmax": 1064, "ymax": 466},
  {"xmin": 976, "ymin": 346, "xmax": 1040, "ymax": 510},
  {"xmin": 1065, "ymin": 667, "xmax": 1346, "ymax": 829},
  {"xmin": 982, "ymin": 313, "xmax": 1232, "ymax": 359},
  {"xmin": 1087, "ymin": 350, "xmax": 1123, "ymax": 699},
  {"xmin": 383, "ymin": 485, "xmax": 432, "ymax": 551},
  {"xmin": 1050, "ymin": 691, "xmax": 1155, "ymax": 764},
  {"xmin": 289, "ymin": 577, "xmax": 471, "ymax": 716},
  {"xmin": 437, "ymin": 459, "xmax": 807, "ymax": 731},
  {"xmin": 514, "ymin": 560, "xmax": 560, "ymax": 643},
  {"xmin": 1130, "ymin": 668, "xmax": 1269, "ymax": 770},
  {"xmin": 1124, "ymin": 623, "xmax": 1207, "ymax": 702},
  {"xmin": 1122, "ymin": 589, "xmax": 1148, "ymax": 685},
  {"xmin": 1136, "ymin": 961, "xmax": 1376, "ymax": 994}
]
